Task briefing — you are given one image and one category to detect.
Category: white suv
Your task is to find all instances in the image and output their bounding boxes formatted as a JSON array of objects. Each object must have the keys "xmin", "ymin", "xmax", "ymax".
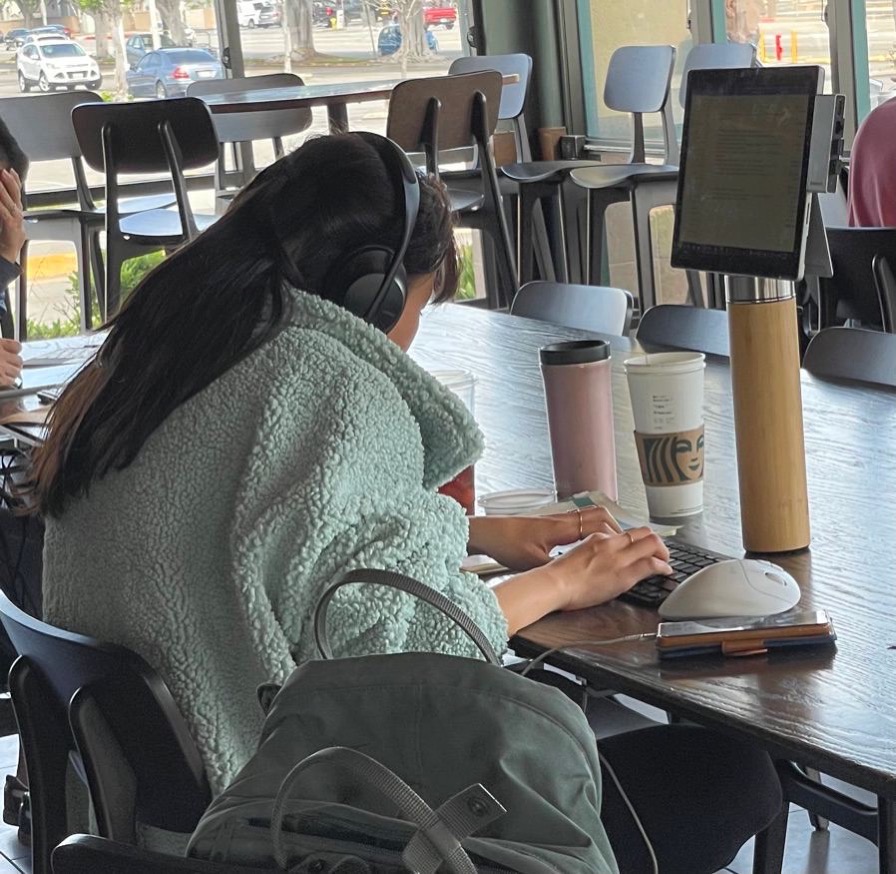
[{"xmin": 17, "ymin": 39, "xmax": 101, "ymax": 92}]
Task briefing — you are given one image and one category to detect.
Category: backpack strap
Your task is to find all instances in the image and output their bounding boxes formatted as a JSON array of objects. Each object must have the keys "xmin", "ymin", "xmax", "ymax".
[
  {"xmin": 313, "ymin": 568, "xmax": 501, "ymax": 665},
  {"xmin": 270, "ymin": 746, "xmax": 505, "ymax": 874}
]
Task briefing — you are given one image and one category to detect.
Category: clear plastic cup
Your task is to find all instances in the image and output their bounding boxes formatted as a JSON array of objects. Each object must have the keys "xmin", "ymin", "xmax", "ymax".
[{"xmin": 431, "ymin": 370, "xmax": 478, "ymax": 514}]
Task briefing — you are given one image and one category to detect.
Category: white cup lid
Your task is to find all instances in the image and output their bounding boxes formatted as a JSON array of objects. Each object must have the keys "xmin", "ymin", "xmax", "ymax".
[{"xmin": 478, "ymin": 488, "xmax": 556, "ymax": 515}]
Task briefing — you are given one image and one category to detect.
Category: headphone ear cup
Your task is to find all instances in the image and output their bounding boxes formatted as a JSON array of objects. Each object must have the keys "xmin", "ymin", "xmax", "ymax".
[{"xmin": 329, "ymin": 247, "xmax": 408, "ymax": 333}]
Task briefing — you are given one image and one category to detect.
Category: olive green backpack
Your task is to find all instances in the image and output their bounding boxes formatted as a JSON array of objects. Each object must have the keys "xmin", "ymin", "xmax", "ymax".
[{"xmin": 187, "ymin": 570, "xmax": 619, "ymax": 874}]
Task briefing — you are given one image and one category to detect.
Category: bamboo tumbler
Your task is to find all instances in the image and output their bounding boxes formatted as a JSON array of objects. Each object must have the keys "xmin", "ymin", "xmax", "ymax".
[{"xmin": 726, "ymin": 277, "xmax": 810, "ymax": 553}]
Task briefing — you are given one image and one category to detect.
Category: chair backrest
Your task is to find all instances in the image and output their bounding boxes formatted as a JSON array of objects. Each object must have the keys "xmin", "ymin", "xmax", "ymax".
[
  {"xmin": 0, "ymin": 91, "xmax": 104, "ymax": 210},
  {"xmin": 873, "ymin": 254, "xmax": 896, "ymax": 333},
  {"xmin": 679, "ymin": 42, "xmax": 756, "ymax": 107},
  {"xmin": 603, "ymin": 45, "xmax": 676, "ymax": 164},
  {"xmin": 0, "ymin": 590, "xmax": 210, "ymax": 839},
  {"xmin": 636, "ymin": 303, "xmax": 730, "ymax": 357},
  {"xmin": 511, "ymin": 281, "xmax": 634, "ymax": 336},
  {"xmin": 803, "ymin": 327, "xmax": 896, "ymax": 388},
  {"xmin": 448, "ymin": 53, "xmax": 532, "ymax": 122},
  {"xmin": 387, "ymin": 70, "xmax": 503, "ymax": 157},
  {"xmin": 187, "ymin": 73, "xmax": 313, "ymax": 143},
  {"xmin": 820, "ymin": 227, "xmax": 896, "ymax": 327},
  {"xmin": 0, "ymin": 91, "xmax": 102, "ymax": 162},
  {"xmin": 71, "ymin": 97, "xmax": 219, "ymax": 175}
]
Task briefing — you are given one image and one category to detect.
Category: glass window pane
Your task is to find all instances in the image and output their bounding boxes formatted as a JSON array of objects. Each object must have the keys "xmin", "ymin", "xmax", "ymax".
[
  {"xmin": 580, "ymin": 0, "xmax": 693, "ymax": 144},
  {"xmin": 861, "ymin": 3, "xmax": 895, "ymax": 114},
  {"xmin": 725, "ymin": 0, "xmax": 832, "ymax": 92}
]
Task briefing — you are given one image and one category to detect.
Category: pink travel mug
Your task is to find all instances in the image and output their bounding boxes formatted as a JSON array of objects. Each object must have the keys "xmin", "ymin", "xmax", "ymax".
[{"xmin": 540, "ymin": 341, "xmax": 618, "ymax": 501}]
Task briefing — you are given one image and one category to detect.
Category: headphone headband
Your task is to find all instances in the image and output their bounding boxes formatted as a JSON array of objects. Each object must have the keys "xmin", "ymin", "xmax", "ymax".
[{"xmin": 351, "ymin": 132, "xmax": 421, "ymax": 324}]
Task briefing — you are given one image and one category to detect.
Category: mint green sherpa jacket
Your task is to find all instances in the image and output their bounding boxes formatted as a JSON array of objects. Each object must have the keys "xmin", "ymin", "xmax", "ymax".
[{"xmin": 43, "ymin": 291, "xmax": 508, "ymax": 797}]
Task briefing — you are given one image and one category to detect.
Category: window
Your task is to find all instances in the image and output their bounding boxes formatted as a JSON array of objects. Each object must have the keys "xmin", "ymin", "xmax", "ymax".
[
  {"xmin": 724, "ymin": 0, "xmax": 832, "ymax": 92},
  {"xmin": 40, "ymin": 43, "xmax": 86, "ymax": 59},
  {"xmin": 579, "ymin": 0, "xmax": 693, "ymax": 145},
  {"xmin": 858, "ymin": 2, "xmax": 896, "ymax": 114}
]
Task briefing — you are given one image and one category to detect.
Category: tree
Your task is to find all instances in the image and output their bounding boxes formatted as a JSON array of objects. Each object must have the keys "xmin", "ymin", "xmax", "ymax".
[
  {"xmin": 156, "ymin": 0, "xmax": 188, "ymax": 44},
  {"xmin": 78, "ymin": 0, "xmax": 131, "ymax": 95},
  {"xmin": 17, "ymin": 0, "xmax": 42, "ymax": 28},
  {"xmin": 282, "ymin": 0, "xmax": 316, "ymax": 64},
  {"xmin": 392, "ymin": 0, "xmax": 431, "ymax": 70}
]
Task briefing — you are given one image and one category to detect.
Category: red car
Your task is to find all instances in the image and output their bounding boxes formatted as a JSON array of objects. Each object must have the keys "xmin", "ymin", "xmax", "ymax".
[{"xmin": 423, "ymin": 4, "xmax": 455, "ymax": 29}]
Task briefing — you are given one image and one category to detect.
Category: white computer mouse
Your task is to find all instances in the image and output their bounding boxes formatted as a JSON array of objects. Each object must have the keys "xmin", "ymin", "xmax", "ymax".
[{"xmin": 657, "ymin": 559, "xmax": 801, "ymax": 620}]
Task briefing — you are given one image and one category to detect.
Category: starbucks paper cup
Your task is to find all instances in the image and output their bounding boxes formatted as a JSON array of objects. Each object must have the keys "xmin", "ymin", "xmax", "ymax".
[{"xmin": 624, "ymin": 352, "xmax": 706, "ymax": 519}]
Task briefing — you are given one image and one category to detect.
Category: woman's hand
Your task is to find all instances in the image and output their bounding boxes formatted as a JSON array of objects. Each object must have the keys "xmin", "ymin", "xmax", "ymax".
[
  {"xmin": 0, "ymin": 338, "xmax": 22, "ymax": 387},
  {"xmin": 492, "ymin": 527, "xmax": 672, "ymax": 635},
  {"xmin": 467, "ymin": 506, "xmax": 622, "ymax": 572},
  {"xmin": 0, "ymin": 169, "xmax": 25, "ymax": 265},
  {"xmin": 548, "ymin": 528, "xmax": 672, "ymax": 612}
]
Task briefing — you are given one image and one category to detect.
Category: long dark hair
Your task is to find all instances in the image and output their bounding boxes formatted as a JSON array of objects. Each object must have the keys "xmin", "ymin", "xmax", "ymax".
[{"xmin": 29, "ymin": 133, "xmax": 458, "ymax": 517}]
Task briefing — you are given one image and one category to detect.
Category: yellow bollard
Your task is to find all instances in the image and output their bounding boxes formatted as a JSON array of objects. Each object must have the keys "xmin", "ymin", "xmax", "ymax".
[
  {"xmin": 758, "ymin": 33, "xmax": 767, "ymax": 63},
  {"xmin": 791, "ymin": 31, "xmax": 798, "ymax": 63}
]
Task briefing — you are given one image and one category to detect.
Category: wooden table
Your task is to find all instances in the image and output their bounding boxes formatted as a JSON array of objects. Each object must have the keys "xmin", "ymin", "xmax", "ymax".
[
  {"xmin": 412, "ymin": 304, "xmax": 896, "ymax": 871},
  {"xmin": 198, "ymin": 73, "xmax": 522, "ymax": 134}
]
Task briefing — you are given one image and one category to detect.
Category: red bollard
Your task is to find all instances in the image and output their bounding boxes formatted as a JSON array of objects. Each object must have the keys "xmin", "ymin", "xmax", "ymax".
[{"xmin": 775, "ymin": 33, "xmax": 783, "ymax": 61}]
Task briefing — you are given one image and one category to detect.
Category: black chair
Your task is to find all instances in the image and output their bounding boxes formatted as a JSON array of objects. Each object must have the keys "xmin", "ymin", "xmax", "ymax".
[
  {"xmin": 872, "ymin": 254, "xmax": 896, "ymax": 333},
  {"xmin": 817, "ymin": 227, "xmax": 896, "ymax": 330},
  {"xmin": 187, "ymin": 73, "xmax": 313, "ymax": 200},
  {"xmin": 52, "ymin": 835, "xmax": 264, "ymax": 874},
  {"xmin": 636, "ymin": 304, "xmax": 730, "ymax": 357},
  {"xmin": 387, "ymin": 71, "xmax": 518, "ymax": 309},
  {"xmin": 0, "ymin": 590, "xmax": 211, "ymax": 874},
  {"xmin": 803, "ymin": 327, "xmax": 896, "ymax": 388},
  {"xmin": 0, "ymin": 92, "xmax": 176, "ymax": 338},
  {"xmin": 510, "ymin": 280, "xmax": 633, "ymax": 336},
  {"xmin": 71, "ymin": 97, "xmax": 219, "ymax": 317}
]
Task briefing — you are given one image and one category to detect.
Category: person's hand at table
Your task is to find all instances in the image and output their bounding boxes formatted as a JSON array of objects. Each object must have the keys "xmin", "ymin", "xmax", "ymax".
[
  {"xmin": 467, "ymin": 506, "xmax": 623, "ymax": 571},
  {"xmin": 0, "ymin": 338, "xmax": 22, "ymax": 387},
  {"xmin": 491, "ymin": 527, "xmax": 672, "ymax": 635},
  {"xmin": 0, "ymin": 168, "xmax": 26, "ymax": 265}
]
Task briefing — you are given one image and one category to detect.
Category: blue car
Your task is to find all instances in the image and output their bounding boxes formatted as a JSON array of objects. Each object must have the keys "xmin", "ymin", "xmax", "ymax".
[
  {"xmin": 377, "ymin": 24, "xmax": 438, "ymax": 56},
  {"xmin": 126, "ymin": 47, "xmax": 224, "ymax": 98}
]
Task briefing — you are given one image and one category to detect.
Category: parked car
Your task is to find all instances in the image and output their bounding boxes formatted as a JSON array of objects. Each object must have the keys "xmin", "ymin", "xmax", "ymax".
[
  {"xmin": 257, "ymin": 3, "xmax": 282, "ymax": 27},
  {"xmin": 126, "ymin": 47, "xmax": 224, "ymax": 98},
  {"xmin": 377, "ymin": 23, "xmax": 437, "ymax": 56},
  {"xmin": 17, "ymin": 39, "xmax": 101, "ymax": 92},
  {"xmin": 4, "ymin": 28, "xmax": 30, "ymax": 49},
  {"xmin": 125, "ymin": 32, "xmax": 176, "ymax": 68},
  {"xmin": 423, "ymin": 3, "xmax": 456, "ymax": 29},
  {"xmin": 30, "ymin": 24, "xmax": 73, "ymax": 39},
  {"xmin": 237, "ymin": 0, "xmax": 264, "ymax": 28},
  {"xmin": 24, "ymin": 32, "xmax": 71, "ymax": 45}
]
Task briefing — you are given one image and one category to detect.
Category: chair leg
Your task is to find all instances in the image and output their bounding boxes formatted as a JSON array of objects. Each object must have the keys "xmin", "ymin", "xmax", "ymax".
[
  {"xmin": 16, "ymin": 240, "xmax": 28, "ymax": 342},
  {"xmin": 531, "ymin": 200, "xmax": 555, "ymax": 284},
  {"xmin": 880, "ymin": 796, "xmax": 896, "ymax": 874},
  {"xmin": 103, "ymin": 241, "xmax": 126, "ymax": 319},
  {"xmin": 631, "ymin": 192, "xmax": 657, "ymax": 311},
  {"xmin": 801, "ymin": 767, "xmax": 830, "ymax": 831},
  {"xmin": 518, "ymin": 188, "xmax": 536, "ymax": 286},
  {"xmin": 75, "ymin": 225, "xmax": 93, "ymax": 333},
  {"xmin": 10, "ymin": 659, "xmax": 74, "ymax": 874},
  {"xmin": 752, "ymin": 801, "xmax": 789, "ymax": 874}
]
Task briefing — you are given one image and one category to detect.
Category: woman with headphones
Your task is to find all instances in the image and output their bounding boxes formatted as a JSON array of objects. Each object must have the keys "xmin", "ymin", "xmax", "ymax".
[{"xmin": 29, "ymin": 134, "xmax": 779, "ymax": 869}]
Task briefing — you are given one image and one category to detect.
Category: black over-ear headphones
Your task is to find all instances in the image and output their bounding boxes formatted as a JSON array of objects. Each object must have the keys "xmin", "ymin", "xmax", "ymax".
[{"xmin": 321, "ymin": 132, "xmax": 421, "ymax": 333}]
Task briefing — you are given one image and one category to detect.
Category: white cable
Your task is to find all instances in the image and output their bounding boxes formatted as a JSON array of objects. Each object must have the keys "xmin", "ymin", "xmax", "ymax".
[
  {"xmin": 519, "ymin": 633, "xmax": 657, "ymax": 678},
  {"xmin": 598, "ymin": 748, "xmax": 660, "ymax": 874}
]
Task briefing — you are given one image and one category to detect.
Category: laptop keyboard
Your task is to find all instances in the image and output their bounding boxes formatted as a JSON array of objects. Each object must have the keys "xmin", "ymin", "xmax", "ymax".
[{"xmin": 620, "ymin": 539, "xmax": 730, "ymax": 608}]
